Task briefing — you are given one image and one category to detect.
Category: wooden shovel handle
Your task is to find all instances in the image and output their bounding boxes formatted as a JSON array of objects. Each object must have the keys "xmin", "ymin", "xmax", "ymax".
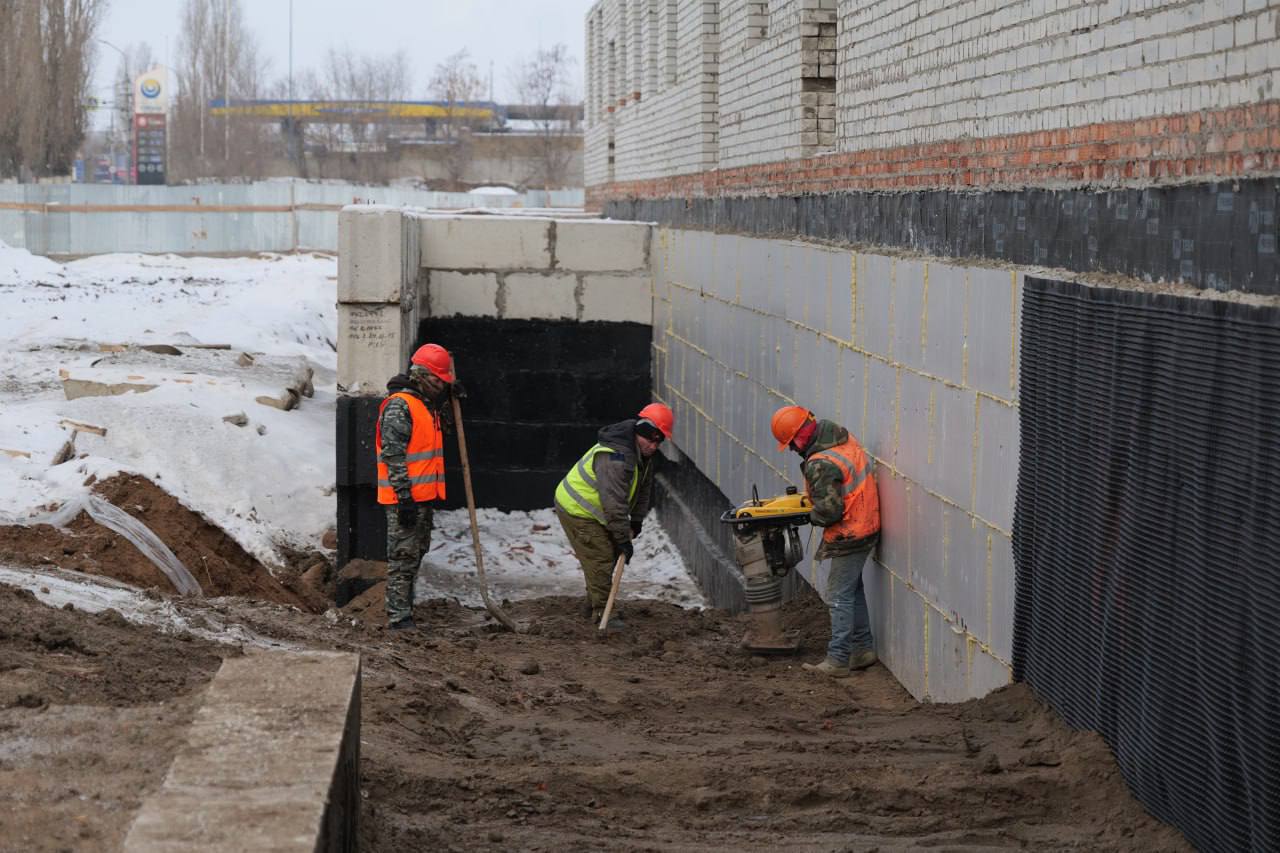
[{"xmin": 598, "ymin": 552, "xmax": 627, "ymax": 631}]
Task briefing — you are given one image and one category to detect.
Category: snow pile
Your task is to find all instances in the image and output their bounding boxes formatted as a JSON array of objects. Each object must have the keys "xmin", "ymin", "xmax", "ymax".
[
  {"xmin": 418, "ymin": 507, "xmax": 703, "ymax": 608},
  {"xmin": 0, "ymin": 249, "xmax": 706, "ymax": 609},
  {"xmin": 0, "ymin": 252, "xmax": 339, "ymax": 564}
]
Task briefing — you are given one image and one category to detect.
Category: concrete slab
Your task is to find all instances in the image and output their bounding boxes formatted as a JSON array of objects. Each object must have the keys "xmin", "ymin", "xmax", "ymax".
[
  {"xmin": 337, "ymin": 302, "xmax": 414, "ymax": 396},
  {"xmin": 828, "ymin": 248, "xmax": 854, "ymax": 343},
  {"xmin": 946, "ymin": 514, "xmax": 992, "ymax": 642},
  {"xmin": 896, "ymin": 369, "xmax": 934, "ymax": 487},
  {"xmin": 124, "ymin": 651, "xmax": 360, "ymax": 853},
  {"xmin": 909, "ymin": 488, "xmax": 946, "ymax": 605},
  {"xmin": 503, "ymin": 271, "xmax": 578, "ymax": 320},
  {"xmin": 428, "ymin": 271, "xmax": 499, "ymax": 317},
  {"xmin": 974, "ymin": 396, "xmax": 1018, "ymax": 531},
  {"xmin": 554, "ymin": 219, "xmax": 649, "ymax": 271},
  {"xmin": 855, "ymin": 253, "xmax": 894, "ymax": 357},
  {"xmin": 989, "ymin": 530, "xmax": 1016, "ymax": 663},
  {"xmin": 875, "ymin": 466, "xmax": 909, "ymax": 575},
  {"xmin": 864, "ymin": 359, "xmax": 898, "ymax": 465},
  {"xmin": 886, "ymin": 571, "xmax": 927, "ymax": 700},
  {"xmin": 421, "ymin": 215, "xmax": 551, "ymax": 270},
  {"xmin": 933, "ymin": 384, "xmax": 976, "ymax": 509},
  {"xmin": 337, "ymin": 208, "xmax": 407, "ymax": 304},
  {"xmin": 840, "ymin": 350, "xmax": 869, "ymax": 441},
  {"xmin": 580, "ymin": 272, "xmax": 653, "ymax": 323},
  {"xmin": 923, "ymin": 263, "xmax": 967, "ymax": 385},
  {"xmin": 926, "ymin": 607, "xmax": 974, "ymax": 702},
  {"xmin": 966, "ymin": 267, "xmax": 1017, "ymax": 401},
  {"xmin": 893, "ymin": 258, "xmax": 928, "ymax": 372}
]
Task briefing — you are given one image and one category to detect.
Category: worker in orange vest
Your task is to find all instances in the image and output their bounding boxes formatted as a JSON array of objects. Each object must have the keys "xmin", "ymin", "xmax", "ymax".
[
  {"xmin": 375, "ymin": 343, "xmax": 455, "ymax": 631},
  {"xmin": 771, "ymin": 405, "xmax": 881, "ymax": 678}
]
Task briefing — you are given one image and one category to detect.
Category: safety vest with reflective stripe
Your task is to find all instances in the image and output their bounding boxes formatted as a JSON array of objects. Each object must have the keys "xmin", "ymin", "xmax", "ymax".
[
  {"xmin": 554, "ymin": 443, "xmax": 639, "ymax": 524},
  {"xmin": 805, "ymin": 436, "xmax": 880, "ymax": 543},
  {"xmin": 375, "ymin": 392, "xmax": 445, "ymax": 504}
]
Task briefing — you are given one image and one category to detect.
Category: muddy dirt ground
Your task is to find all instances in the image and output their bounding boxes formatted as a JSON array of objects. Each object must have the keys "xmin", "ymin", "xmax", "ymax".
[{"xmin": 0, "ymin": 478, "xmax": 1192, "ymax": 851}]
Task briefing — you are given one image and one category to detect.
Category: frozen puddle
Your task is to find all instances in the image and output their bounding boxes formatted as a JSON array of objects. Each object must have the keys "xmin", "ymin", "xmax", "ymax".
[
  {"xmin": 416, "ymin": 508, "xmax": 706, "ymax": 609},
  {"xmin": 0, "ymin": 564, "xmax": 294, "ymax": 649}
]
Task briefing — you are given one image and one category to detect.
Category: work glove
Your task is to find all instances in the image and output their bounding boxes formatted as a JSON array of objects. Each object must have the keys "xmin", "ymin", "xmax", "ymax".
[
  {"xmin": 450, "ymin": 380, "xmax": 467, "ymax": 400},
  {"xmin": 396, "ymin": 502, "xmax": 418, "ymax": 529},
  {"xmin": 630, "ymin": 519, "xmax": 643, "ymax": 538},
  {"xmin": 619, "ymin": 540, "xmax": 634, "ymax": 564}
]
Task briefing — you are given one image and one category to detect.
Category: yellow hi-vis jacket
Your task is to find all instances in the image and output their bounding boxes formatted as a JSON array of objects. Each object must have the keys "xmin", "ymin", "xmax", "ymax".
[{"xmin": 554, "ymin": 443, "xmax": 639, "ymax": 525}]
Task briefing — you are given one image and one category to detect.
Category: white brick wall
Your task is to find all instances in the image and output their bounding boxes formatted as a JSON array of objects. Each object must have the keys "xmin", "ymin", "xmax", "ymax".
[{"xmin": 584, "ymin": 0, "xmax": 1280, "ymax": 183}]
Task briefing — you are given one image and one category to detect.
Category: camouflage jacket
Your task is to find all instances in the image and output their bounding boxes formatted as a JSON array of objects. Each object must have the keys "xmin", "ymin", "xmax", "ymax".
[
  {"xmin": 379, "ymin": 373, "xmax": 444, "ymax": 505},
  {"xmin": 801, "ymin": 419, "xmax": 879, "ymax": 559}
]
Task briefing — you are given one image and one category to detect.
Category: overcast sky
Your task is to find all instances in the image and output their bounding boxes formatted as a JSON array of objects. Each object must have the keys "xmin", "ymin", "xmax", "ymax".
[{"xmin": 93, "ymin": 0, "xmax": 590, "ymax": 108}]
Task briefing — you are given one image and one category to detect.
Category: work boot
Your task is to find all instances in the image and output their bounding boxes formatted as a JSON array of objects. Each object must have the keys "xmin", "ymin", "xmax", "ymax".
[
  {"xmin": 388, "ymin": 617, "xmax": 417, "ymax": 631},
  {"xmin": 802, "ymin": 657, "xmax": 850, "ymax": 679},
  {"xmin": 848, "ymin": 649, "xmax": 878, "ymax": 671},
  {"xmin": 590, "ymin": 610, "xmax": 626, "ymax": 632}
]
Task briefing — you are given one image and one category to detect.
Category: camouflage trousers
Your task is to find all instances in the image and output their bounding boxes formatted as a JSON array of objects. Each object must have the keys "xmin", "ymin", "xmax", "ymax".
[
  {"xmin": 385, "ymin": 504, "xmax": 434, "ymax": 624},
  {"xmin": 556, "ymin": 507, "xmax": 617, "ymax": 611}
]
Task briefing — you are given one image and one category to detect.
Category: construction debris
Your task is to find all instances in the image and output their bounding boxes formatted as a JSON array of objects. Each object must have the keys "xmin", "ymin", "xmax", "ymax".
[
  {"xmin": 222, "ymin": 413, "xmax": 249, "ymax": 427},
  {"xmin": 58, "ymin": 419, "xmax": 107, "ymax": 437},
  {"xmin": 0, "ymin": 448, "xmax": 31, "ymax": 459}
]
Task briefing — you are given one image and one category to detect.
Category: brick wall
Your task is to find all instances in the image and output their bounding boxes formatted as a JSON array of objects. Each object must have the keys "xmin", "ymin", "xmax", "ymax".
[{"xmin": 584, "ymin": 0, "xmax": 1280, "ymax": 195}]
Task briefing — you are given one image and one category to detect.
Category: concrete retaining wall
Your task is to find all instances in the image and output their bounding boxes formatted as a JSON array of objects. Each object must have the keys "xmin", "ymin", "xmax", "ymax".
[
  {"xmin": 123, "ymin": 650, "xmax": 361, "ymax": 852},
  {"xmin": 0, "ymin": 182, "xmax": 585, "ymax": 257},
  {"xmin": 652, "ymin": 227, "xmax": 1018, "ymax": 702}
]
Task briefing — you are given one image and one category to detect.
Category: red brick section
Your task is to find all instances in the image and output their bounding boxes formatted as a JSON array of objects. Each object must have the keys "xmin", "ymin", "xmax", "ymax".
[{"xmin": 588, "ymin": 101, "xmax": 1280, "ymax": 208}]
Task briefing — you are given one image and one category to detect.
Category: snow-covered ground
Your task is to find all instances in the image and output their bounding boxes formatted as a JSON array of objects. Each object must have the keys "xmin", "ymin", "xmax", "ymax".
[{"xmin": 0, "ymin": 240, "xmax": 704, "ymax": 610}]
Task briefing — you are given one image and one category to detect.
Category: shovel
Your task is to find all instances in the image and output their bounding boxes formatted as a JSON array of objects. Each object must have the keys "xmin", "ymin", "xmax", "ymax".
[
  {"xmin": 451, "ymin": 394, "xmax": 518, "ymax": 632},
  {"xmin": 598, "ymin": 552, "xmax": 627, "ymax": 632}
]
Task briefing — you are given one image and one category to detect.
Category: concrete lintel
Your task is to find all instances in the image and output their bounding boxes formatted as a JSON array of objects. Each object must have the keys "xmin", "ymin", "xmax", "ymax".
[
  {"xmin": 338, "ymin": 208, "xmax": 411, "ymax": 304},
  {"xmin": 124, "ymin": 650, "xmax": 361, "ymax": 853}
]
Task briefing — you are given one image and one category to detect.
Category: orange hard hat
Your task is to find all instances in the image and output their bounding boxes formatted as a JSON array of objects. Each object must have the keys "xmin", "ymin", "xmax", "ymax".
[
  {"xmin": 771, "ymin": 405, "xmax": 813, "ymax": 451},
  {"xmin": 637, "ymin": 402, "xmax": 674, "ymax": 440},
  {"xmin": 410, "ymin": 343, "xmax": 455, "ymax": 382}
]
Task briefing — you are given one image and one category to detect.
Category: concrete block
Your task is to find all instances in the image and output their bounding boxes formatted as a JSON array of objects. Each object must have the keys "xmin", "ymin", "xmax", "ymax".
[
  {"xmin": 923, "ymin": 263, "xmax": 967, "ymax": 385},
  {"xmin": 909, "ymin": 488, "xmax": 947, "ymax": 604},
  {"xmin": 828, "ymin": 249, "xmax": 854, "ymax": 342},
  {"xmin": 934, "ymin": 384, "xmax": 976, "ymax": 509},
  {"xmin": 875, "ymin": 466, "xmax": 909, "ymax": 575},
  {"xmin": 337, "ymin": 208, "xmax": 408, "ymax": 304},
  {"xmin": 896, "ymin": 369, "xmax": 934, "ymax": 487},
  {"xmin": 855, "ymin": 253, "xmax": 894, "ymax": 357},
  {"xmin": 427, "ymin": 271, "xmax": 499, "ymax": 317},
  {"xmin": 863, "ymin": 554, "xmax": 892, "ymax": 652},
  {"xmin": 864, "ymin": 359, "xmax": 898, "ymax": 465},
  {"xmin": 421, "ymin": 215, "xmax": 551, "ymax": 270},
  {"xmin": 337, "ymin": 303, "xmax": 413, "ymax": 396},
  {"xmin": 948, "ymin": 514, "xmax": 992, "ymax": 641},
  {"xmin": 886, "ymin": 572, "xmax": 927, "ymax": 700},
  {"xmin": 926, "ymin": 607, "xmax": 973, "ymax": 703},
  {"xmin": 892, "ymin": 258, "xmax": 928, "ymax": 372},
  {"xmin": 968, "ymin": 645, "xmax": 1013, "ymax": 696},
  {"xmin": 124, "ymin": 651, "xmax": 360, "ymax": 852},
  {"xmin": 554, "ymin": 219, "xmax": 649, "ymax": 271},
  {"xmin": 989, "ymin": 531, "xmax": 1015, "ymax": 663},
  {"xmin": 974, "ymin": 396, "xmax": 1018, "ymax": 531},
  {"xmin": 840, "ymin": 350, "xmax": 869, "ymax": 442},
  {"xmin": 581, "ymin": 273, "xmax": 653, "ymax": 323},
  {"xmin": 966, "ymin": 267, "xmax": 1016, "ymax": 400},
  {"xmin": 504, "ymin": 272, "xmax": 578, "ymax": 320}
]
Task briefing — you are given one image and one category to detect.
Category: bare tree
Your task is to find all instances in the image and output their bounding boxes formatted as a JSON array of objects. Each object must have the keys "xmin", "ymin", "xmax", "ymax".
[
  {"xmin": 172, "ymin": 0, "xmax": 272, "ymax": 180},
  {"xmin": 302, "ymin": 46, "xmax": 413, "ymax": 181},
  {"xmin": 0, "ymin": 0, "xmax": 104, "ymax": 179},
  {"xmin": 509, "ymin": 43, "xmax": 580, "ymax": 189},
  {"xmin": 429, "ymin": 49, "xmax": 484, "ymax": 189}
]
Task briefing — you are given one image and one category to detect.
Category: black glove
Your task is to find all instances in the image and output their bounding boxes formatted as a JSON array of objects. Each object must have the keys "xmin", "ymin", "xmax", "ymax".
[
  {"xmin": 619, "ymin": 540, "xmax": 634, "ymax": 564},
  {"xmin": 396, "ymin": 502, "xmax": 418, "ymax": 529},
  {"xmin": 450, "ymin": 380, "xmax": 467, "ymax": 400},
  {"xmin": 630, "ymin": 519, "xmax": 643, "ymax": 538}
]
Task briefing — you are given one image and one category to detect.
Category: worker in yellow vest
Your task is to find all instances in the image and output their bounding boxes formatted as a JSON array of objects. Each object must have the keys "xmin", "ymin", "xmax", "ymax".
[
  {"xmin": 375, "ymin": 343, "xmax": 454, "ymax": 631},
  {"xmin": 771, "ymin": 405, "xmax": 881, "ymax": 677},
  {"xmin": 555, "ymin": 403, "xmax": 675, "ymax": 630}
]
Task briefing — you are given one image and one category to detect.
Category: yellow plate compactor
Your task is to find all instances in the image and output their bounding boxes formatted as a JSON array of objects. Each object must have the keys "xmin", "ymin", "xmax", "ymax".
[{"xmin": 719, "ymin": 486, "xmax": 810, "ymax": 654}]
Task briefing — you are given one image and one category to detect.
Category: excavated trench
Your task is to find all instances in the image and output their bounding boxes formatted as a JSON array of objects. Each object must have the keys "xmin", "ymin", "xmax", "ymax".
[{"xmin": 0, "ymin": 472, "xmax": 1191, "ymax": 851}]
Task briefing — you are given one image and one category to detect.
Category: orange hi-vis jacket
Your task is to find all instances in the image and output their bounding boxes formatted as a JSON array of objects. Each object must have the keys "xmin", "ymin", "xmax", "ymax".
[
  {"xmin": 375, "ymin": 392, "xmax": 445, "ymax": 505},
  {"xmin": 806, "ymin": 435, "xmax": 880, "ymax": 544}
]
